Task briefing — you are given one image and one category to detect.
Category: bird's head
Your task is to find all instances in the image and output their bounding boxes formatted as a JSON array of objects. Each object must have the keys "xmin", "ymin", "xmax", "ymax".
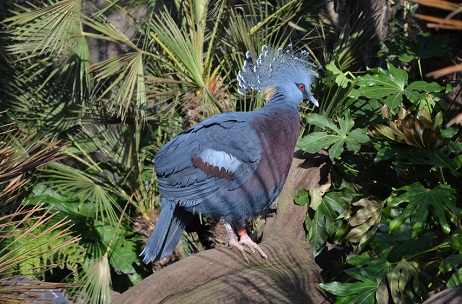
[{"xmin": 237, "ymin": 45, "xmax": 318, "ymax": 107}]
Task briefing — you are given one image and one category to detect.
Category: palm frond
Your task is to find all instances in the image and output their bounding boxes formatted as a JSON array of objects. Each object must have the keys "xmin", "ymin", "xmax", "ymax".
[
  {"xmin": 0, "ymin": 135, "xmax": 66, "ymax": 184},
  {"xmin": 79, "ymin": 255, "xmax": 112, "ymax": 304},
  {"xmin": 149, "ymin": 11, "xmax": 204, "ymax": 86},
  {"xmin": 81, "ymin": 12, "xmax": 140, "ymax": 51},
  {"xmin": 41, "ymin": 161, "xmax": 121, "ymax": 226},
  {"xmin": 5, "ymin": 0, "xmax": 82, "ymax": 58},
  {"xmin": 0, "ymin": 125, "xmax": 67, "ymax": 206},
  {"xmin": 88, "ymin": 51, "xmax": 146, "ymax": 122},
  {"xmin": 332, "ymin": 10, "xmax": 383, "ymax": 73},
  {"xmin": 144, "ymin": 0, "xmax": 237, "ymax": 119},
  {"xmin": 5, "ymin": 0, "xmax": 91, "ymax": 103}
]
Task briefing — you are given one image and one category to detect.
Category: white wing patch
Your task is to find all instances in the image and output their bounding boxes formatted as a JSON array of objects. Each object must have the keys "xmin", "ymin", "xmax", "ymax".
[{"xmin": 199, "ymin": 148, "xmax": 242, "ymax": 173}]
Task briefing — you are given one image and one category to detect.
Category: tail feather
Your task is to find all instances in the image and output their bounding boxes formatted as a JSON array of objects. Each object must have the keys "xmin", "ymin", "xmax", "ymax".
[{"xmin": 140, "ymin": 199, "xmax": 190, "ymax": 264}]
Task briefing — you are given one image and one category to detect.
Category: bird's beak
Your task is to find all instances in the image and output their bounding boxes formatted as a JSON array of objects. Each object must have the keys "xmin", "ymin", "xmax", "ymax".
[{"xmin": 303, "ymin": 90, "xmax": 319, "ymax": 107}]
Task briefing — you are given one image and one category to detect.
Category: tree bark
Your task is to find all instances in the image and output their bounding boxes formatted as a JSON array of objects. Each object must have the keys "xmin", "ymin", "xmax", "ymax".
[{"xmin": 114, "ymin": 151, "xmax": 331, "ymax": 304}]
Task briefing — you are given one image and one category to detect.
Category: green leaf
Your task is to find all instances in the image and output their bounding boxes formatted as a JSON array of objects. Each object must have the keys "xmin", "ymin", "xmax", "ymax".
[
  {"xmin": 295, "ymin": 188, "xmax": 309, "ymax": 206},
  {"xmin": 347, "ymin": 253, "xmax": 377, "ymax": 266},
  {"xmin": 381, "ymin": 35, "xmax": 416, "ymax": 62},
  {"xmin": 345, "ymin": 198, "xmax": 383, "ymax": 245},
  {"xmin": 88, "ymin": 51, "xmax": 147, "ymax": 121},
  {"xmin": 439, "ymin": 254, "xmax": 462, "ymax": 273},
  {"xmin": 325, "ymin": 254, "xmax": 393, "ymax": 304},
  {"xmin": 349, "ymin": 62, "xmax": 407, "ymax": 110},
  {"xmin": 450, "ymin": 234, "xmax": 462, "ymax": 251},
  {"xmin": 387, "ymin": 183, "xmax": 460, "ymax": 237},
  {"xmin": 320, "ymin": 281, "xmax": 377, "ymax": 304},
  {"xmin": 297, "ymin": 132, "xmax": 340, "ymax": 155},
  {"xmin": 94, "ymin": 223, "xmax": 137, "ymax": 274},
  {"xmin": 109, "ymin": 241, "xmax": 137, "ymax": 274},
  {"xmin": 325, "ymin": 61, "xmax": 354, "ymax": 88},
  {"xmin": 307, "ymin": 200, "xmax": 334, "ymax": 254},
  {"xmin": 387, "ymin": 233, "xmax": 435, "ymax": 262},
  {"xmin": 387, "ymin": 260, "xmax": 420, "ymax": 303},
  {"xmin": 334, "ymin": 295, "xmax": 357, "ymax": 304},
  {"xmin": 345, "ymin": 128, "xmax": 370, "ymax": 153},
  {"xmin": 415, "ymin": 33, "xmax": 450, "ymax": 59},
  {"xmin": 383, "ymin": 148, "xmax": 461, "ymax": 177},
  {"xmin": 5, "ymin": 0, "xmax": 83, "ymax": 58},
  {"xmin": 405, "ymin": 81, "xmax": 443, "ymax": 104},
  {"xmin": 348, "ymin": 62, "xmax": 443, "ymax": 112},
  {"xmin": 345, "ymin": 263, "xmax": 391, "ymax": 284},
  {"xmin": 41, "ymin": 162, "xmax": 120, "ymax": 226},
  {"xmin": 306, "ymin": 189, "xmax": 352, "ymax": 254},
  {"xmin": 304, "ymin": 113, "xmax": 340, "ymax": 131},
  {"xmin": 320, "ymin": 268, "xmax": 380, "ymax": 304},
  {"xmin": 298, "ymin": 112, "xmax": 369, "ymax": 160},
  {"xmin": 381, "ymin": 33, "xmax": 449, "ymax": 61},
  {"xmin": 447, "ymin": 268, "xmax": 462, "ymax": 288}
]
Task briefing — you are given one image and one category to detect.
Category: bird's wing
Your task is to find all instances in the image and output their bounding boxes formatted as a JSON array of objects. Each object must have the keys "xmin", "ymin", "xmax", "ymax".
[{"xmin": 154, "ymin": 113, "xmax": 262, "ymax": 204}]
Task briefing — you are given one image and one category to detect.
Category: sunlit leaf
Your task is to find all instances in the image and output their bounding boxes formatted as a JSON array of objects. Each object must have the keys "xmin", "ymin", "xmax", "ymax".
[
  {"xmin": 5, "ymin": 0, "xmax": 82, "ymax": 58},
  {"xmin": 447, "ymin": 268, "xmax": 462, "ymax": 288},
  {"xmin": 439, "ymin": 254, "xmax": 462, "ymax": 273},
  {"xmin": 94, "ymin": 223, "xmax": 137, "ymax": 275},
  {"xmin": 449, "ymin": 234, "xmax": 462, "ymax": 251},
  {"xmin": 306, "ymin": 188, "xmax": 353, "ymax": 254},
  {"xmin": 320, "ymin": 280, "xmax": 377, "ymax": 304},
  {"xmin": 405, "ymin": 81, "xmax": 443, "ymax": 104},
  {"xmin": 295, "ymin": 188, "xmax": 309, "ymax": 206},
  {"xmin": 325, "ymin": 61, "xmax": 354, "ymax": 88},
  {"xmin": 387, "ymin": 260, "xmax": 420, "ymax": 304},
  {"xmin": 345, "ymin": 198, "xmax": 383, "ymax": 244},
  {"xmin": 298, "ymin": 111, "xmax": 369, "ymax": 159},
  {"xmin": 80, "ymin": 255, "xmax": 112, "ymax": 304},
  {"xmin": 109, "ymin": 242, "xmax": 137, "ymax": 275},
  {"xmin": 5, "ymin": 0, "xmax": 91, "ymax": 102},
  {"xmin": 349, "ymin": 62, "xmax": 444, "ymax": 113},
  {"xmin": 0, "ymin": 204, "xmax": 81, "ymax": 278},
  {"xmin": 349, "ymin": 62, "xmax": 408, "ymax": 110},
  {"xmin": 89, "ymin": 51, "xmax": 146, "ymax": 121}
]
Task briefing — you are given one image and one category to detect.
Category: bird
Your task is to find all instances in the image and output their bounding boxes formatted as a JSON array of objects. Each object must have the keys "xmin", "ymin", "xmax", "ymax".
[{"xmin": 140, "ymin": 45, "xmax": 318, "ymax": 264}]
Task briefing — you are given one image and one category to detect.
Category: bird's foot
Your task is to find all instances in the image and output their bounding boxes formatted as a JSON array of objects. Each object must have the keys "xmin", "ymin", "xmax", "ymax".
[
  {"xmin": 228, "ymin": 236, "xmax": 250, "ymax": 264},
  {"xmin": 238, "ymin": 234, "xmax": 268, "ymax": 260},
  {"xmin": 223, "ymin": 221, "xmax": 268, "ymax": 263},
  {"xmin": 228, "ymin": 234, "xmax": 268, "ymax": 263}
]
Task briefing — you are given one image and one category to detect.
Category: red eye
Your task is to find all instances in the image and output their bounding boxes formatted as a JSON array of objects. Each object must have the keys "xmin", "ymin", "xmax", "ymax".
[{"xmin": 298, "ymin": 84, "xmax": 305, "ymax": 91}]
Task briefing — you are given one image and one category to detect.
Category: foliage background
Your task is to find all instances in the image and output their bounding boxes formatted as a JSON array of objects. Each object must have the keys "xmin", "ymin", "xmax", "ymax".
[{"xmin": 0, "ymin": 0, "xmax": 461, "ymax": 303}]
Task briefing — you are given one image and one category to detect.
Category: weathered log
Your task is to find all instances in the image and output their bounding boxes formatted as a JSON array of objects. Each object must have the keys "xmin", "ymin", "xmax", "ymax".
[
  {"xmin": 422, "ymin": 284, "xmax": 462, "ymax": 304},
  {"xmin": 114, "ymin": 151, "xmax": 330, "ymax": 304}
]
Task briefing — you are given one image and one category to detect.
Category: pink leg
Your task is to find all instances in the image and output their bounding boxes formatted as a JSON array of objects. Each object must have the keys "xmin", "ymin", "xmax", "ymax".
[{"xmin": 223, "ymin": 221, "xmax": 268, "ymax": 263}]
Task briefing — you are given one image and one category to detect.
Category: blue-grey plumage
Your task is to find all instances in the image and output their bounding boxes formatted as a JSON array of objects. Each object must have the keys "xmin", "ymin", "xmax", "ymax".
[{"xmin": 140, "ymin": 45, "xmax": 318, "ymax": 264}]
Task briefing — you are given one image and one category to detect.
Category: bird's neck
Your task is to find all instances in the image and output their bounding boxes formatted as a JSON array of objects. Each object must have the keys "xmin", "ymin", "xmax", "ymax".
[
  {"xmin": 263, "ymin": 90, "xmax": 301, "ymax": 112},
  {"xmin": 251, "ymin": 91, "xmax": 301, "ymax": 143}
]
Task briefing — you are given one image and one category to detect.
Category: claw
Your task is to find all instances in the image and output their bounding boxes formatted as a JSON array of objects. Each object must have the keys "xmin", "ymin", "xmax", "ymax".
[
  {"xmin": 223, "ymin": 221, "xmax": 268, "ymax": 263},
  {"xmin": 228, "ymin": 237, "xmax": 250, "ymax": 264},
  {"xmin": 239, "ymin": 234, "xmax": 268, "ymax": 259}
]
